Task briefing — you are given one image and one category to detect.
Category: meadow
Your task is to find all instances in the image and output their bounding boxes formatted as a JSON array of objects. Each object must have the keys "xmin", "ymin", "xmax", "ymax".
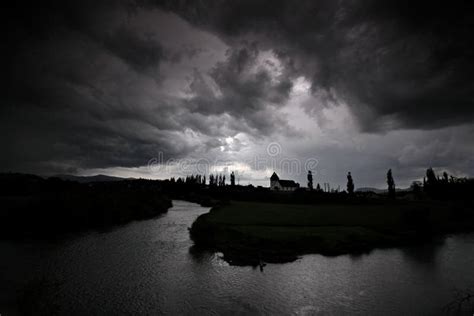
[{"xmin": 190, "ymin": 200, "xmax": 474, "ymax": 265}]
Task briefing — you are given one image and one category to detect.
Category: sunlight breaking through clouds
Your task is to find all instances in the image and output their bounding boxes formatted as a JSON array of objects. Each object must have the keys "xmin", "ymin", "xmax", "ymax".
[{"xmin": 1, "ymin": 0, "xmax": 473, "ymax": 189}]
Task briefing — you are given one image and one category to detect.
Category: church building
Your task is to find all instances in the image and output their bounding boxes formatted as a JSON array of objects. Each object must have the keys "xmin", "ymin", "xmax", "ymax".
[{"xmin": 270, "ymin": 172, "xmax": 299, "ymax": 191}]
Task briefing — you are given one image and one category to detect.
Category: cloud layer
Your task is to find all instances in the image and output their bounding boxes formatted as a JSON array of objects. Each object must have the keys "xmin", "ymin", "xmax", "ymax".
[
  {"xmin": 1, "ymin": 0, "xmax": 473, "ymax": 187},
  {"xmin": 158, "ymin": 0, "xmax": 474, "ymax": 131}
]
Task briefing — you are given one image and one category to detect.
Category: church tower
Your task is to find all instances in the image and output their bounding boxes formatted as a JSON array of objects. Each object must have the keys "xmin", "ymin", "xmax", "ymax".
[{"xmin": 270, "ymin": 172, "xmax": 280, "ymax": 190}]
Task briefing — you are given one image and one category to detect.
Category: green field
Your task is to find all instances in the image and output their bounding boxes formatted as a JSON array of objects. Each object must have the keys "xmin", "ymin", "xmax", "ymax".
[{"xmin": 190, "ymin": 200, "xmax": 474, "ymax": 265}]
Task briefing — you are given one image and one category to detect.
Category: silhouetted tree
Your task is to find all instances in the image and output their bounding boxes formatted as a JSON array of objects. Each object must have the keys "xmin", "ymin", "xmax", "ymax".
[
  {"xmin": 316, "ymin": 183, "xmax": 321, "ymax": 192},
  {"xmin": 307, "ymin": 170, "xmax": 313, "ymax": 190},
  {"xmin": 426, "ymin": 168, "xmax": 437, "ymax": 186},
  {"xmin": 347, "ymin": 172, "xmax": 354, "ymax": 195},
  {"xmin": 425, "ymin": 167, "xmax": 438, "ymax": 195},
  {"xmin": 230, "ymin": 171, "xmax": 235, "ymax": 186},
  {"xmin": 443, "ymin": 171, "xmax": 449, "ymax": 183},
  {"xmin": 449, "ymin": 175, "xmax": 456, "ymax": 183},
  {"xmin": 387, "ymin": 169, "xmax": 395, "ymax": 199}
]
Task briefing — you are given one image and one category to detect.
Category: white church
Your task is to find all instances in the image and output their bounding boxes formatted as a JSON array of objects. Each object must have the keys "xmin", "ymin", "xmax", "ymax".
[{"xmin": 270, "ymin": 172, "xmax": 300, "ymax": 191}]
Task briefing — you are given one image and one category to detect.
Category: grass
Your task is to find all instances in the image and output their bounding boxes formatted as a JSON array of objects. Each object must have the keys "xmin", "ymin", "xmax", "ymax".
[
  {"xmin": 201, "ymin": 201, "xmax": 418, "ymax": 226},
  {"xmin": 190, "ymin": 200, "xmax": 474, "ymax": 265}
]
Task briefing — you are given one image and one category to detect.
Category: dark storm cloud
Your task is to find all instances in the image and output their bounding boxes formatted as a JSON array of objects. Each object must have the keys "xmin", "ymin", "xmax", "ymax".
[
  {"xmin": 186, "ymin": 43, "xmax": 295, "ymax": 135},
  {"xmin": 0, "ymin": 1, "xmax": 201, "ymax": 173},
  {"xmin": 2, "ymin": 0, "xmax": 474, "ymax": 178},
  {"xmin": 157, "ymin": 0, "xmax": 474, "ymax": 132},
  {"xmin": 101, "ymin": 25, "xmax": 164, "ymax": 73},
  {"xmin": 1, "ymin": 0, "xmax": 298, "ymax": 174}
]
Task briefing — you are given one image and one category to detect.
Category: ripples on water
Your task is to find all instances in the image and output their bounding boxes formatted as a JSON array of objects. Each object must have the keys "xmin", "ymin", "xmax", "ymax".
[{"xmin": 1, "ymin": 200, "xmax": 474, "ymax": 315}]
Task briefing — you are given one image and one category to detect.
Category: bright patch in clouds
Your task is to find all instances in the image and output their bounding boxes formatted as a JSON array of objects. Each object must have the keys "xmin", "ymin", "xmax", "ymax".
[{"xmin": 3, "ymin": 1, "xmax": 474, "ymax": 190}]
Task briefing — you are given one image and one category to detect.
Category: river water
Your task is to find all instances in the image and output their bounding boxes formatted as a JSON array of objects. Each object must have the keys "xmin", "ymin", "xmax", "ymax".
[{"xmin": 1, "ymin": 200, "xmax": 474, "ymax": 315}]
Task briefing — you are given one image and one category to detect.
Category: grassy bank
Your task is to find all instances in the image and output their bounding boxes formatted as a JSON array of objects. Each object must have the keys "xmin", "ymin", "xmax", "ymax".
[{"xmin": 190, "ymin": 200, "xmax": 474, "ymax": 265}]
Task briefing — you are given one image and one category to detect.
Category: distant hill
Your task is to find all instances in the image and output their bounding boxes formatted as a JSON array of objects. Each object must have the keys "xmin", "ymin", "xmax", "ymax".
[
  {"xmin": 356, "ymin": 187, "xmax": 387, "ymax": 193},
  {"xmin": 52, "ymin": 174, "xmax": 131, "ymax": 183},
  {"xmin": 356, "ymin": 187, "xmax": 410, "ymax": 193}
]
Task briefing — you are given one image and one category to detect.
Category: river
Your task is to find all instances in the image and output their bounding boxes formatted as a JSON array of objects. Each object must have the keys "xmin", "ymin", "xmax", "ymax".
[{"xmin": 1, "ymin": 200, "xmax": 474, "ymax": 315}]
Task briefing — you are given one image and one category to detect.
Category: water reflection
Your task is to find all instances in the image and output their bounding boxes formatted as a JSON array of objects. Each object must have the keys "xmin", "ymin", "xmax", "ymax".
[
  {"xmin": 188, "ymin": 244, "xmax": 215, "ymax": 263},
  {"xmin": 1, "ymin": 201, "xmax": 474, "ymax": 315},
  {"xmin": 401, "ymin": 238, "xmax": 445, "ymax": 265}
]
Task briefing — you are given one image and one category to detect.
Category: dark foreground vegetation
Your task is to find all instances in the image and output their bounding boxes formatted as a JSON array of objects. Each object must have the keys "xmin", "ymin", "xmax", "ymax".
[
  {"xmin": 188, "ymin": 169, "xmax": 474, "ymax": 265},
  {"xmin": 2, "ymin": 168, "xmax": 473, "ymax": 266},
  {"xmin": 190, "ymin": 199, "xmax": 474, "ymax": 265},
  {"xmin": 0, "ymin": 173, "xmax": 172, "ymax": 239}
]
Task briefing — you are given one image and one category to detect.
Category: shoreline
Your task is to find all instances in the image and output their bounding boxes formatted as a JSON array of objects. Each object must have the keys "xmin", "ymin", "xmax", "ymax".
[
  {"xmin": 190, "ymin": 201, "xmax": 474, "ymax": 266},
  {"xmin": 0, "ymin": 194, "xmax": 173, "ymax": 240}
]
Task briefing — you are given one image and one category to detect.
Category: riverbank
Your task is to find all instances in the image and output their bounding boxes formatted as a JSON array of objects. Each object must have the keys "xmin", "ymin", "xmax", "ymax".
[
  {"xmin": 190, "ymin": 200, "xmax": 474, "ymax": 265},
  {"xmin": 3, "ymin": 201, "xmax": 474, "ymax": 315},
  {"xmin": 1, "ymin": 192, "xmax": 172, "ymax": 240},
  {"xmin": 0, "ymin": 174, "xmax": 172, "ymax": 239}
]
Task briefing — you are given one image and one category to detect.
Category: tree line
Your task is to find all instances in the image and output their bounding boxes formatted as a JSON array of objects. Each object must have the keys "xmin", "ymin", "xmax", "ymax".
[
  {"xmin": 172, "ymin": 167, "xmax": 471, "ymax": 200},
  {"xmin": 169, "ymin": 171, "xmax": 237, "ymax": 187}
]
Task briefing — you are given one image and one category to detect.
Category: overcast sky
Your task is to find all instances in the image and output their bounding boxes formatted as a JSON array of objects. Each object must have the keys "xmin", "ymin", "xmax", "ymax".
[{"xmin": 2, "ymin": 0, "xmax": 474, "ymax": 188}]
